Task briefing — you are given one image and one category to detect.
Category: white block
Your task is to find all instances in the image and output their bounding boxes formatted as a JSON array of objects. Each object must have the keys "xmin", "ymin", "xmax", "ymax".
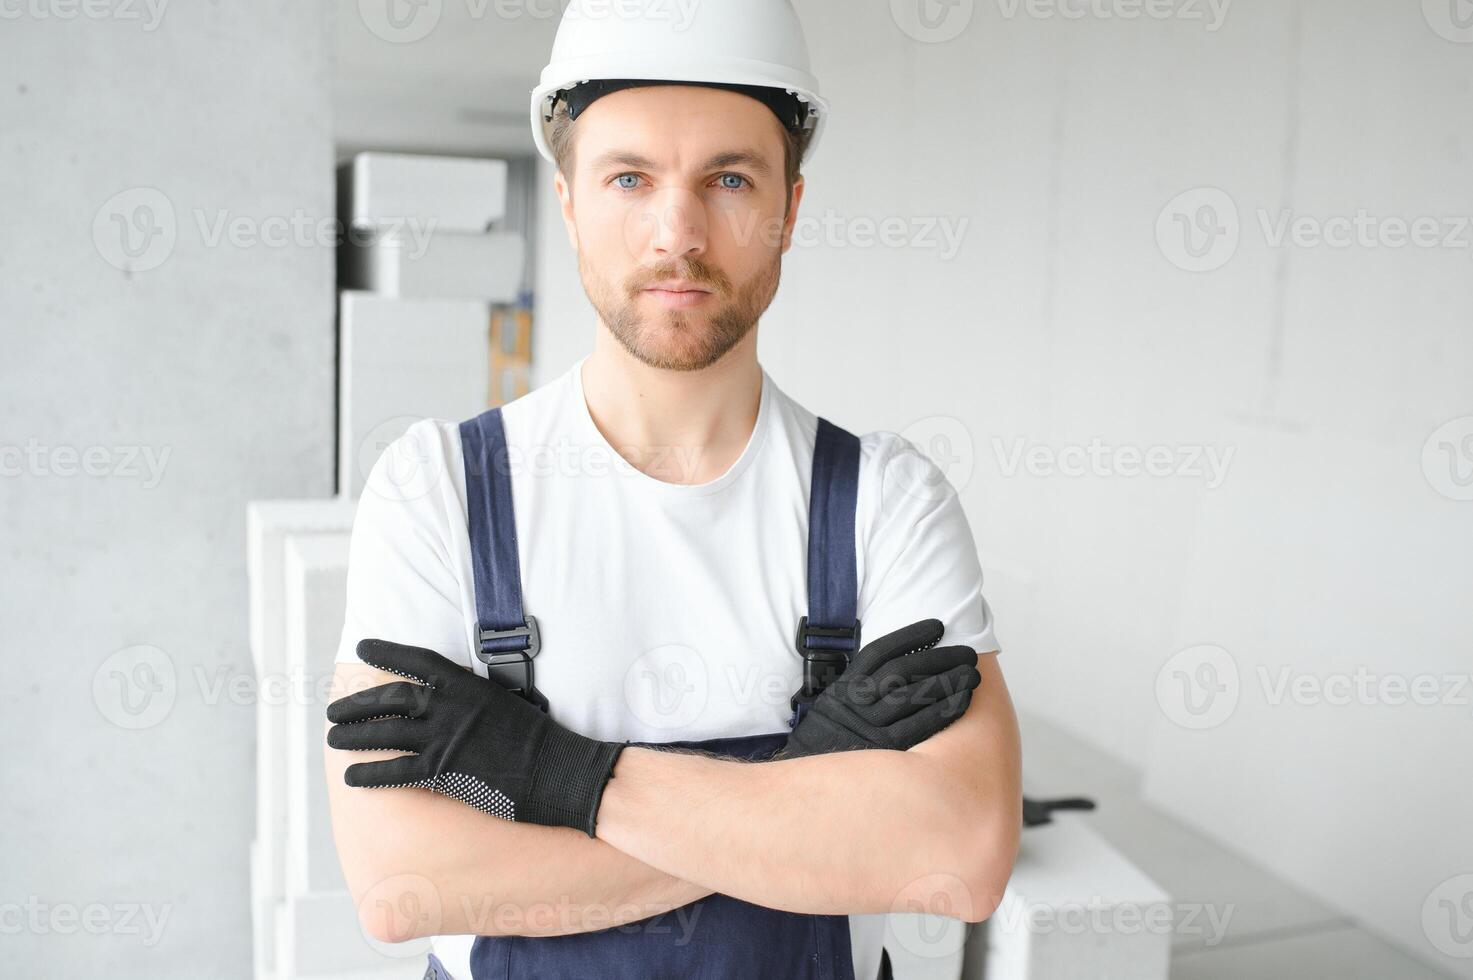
[
  {"xmin": 885, "ymin": 911, "xmax": 969, "ymax": 979},
  {"xmin": 248, "ymin": 500, "xmax": 358, "ymax": 678},
  {"xmin": 252, "ymin": 840, "xmax": 278, "ymax": 980},
  {"xmin": 345, "ymin": 152, "xmax": 507, "ymax": 232},
  {"xmin": 277, "ymin": 889, "xmax": 424, "ymax": 979},
  {"xmin": 338, "ymin": 292, "xmax": 491, "ymax": 498},
  {"xmin": 972, "ymin": 817, "xmax": 1171, "ymax": 980},
  {"xmin": 341, "ymin": 230, "xmax": 524, "ymax": 303},
  {"xmin": 284, "ymin": 531, "xmax": 352, "ymax": 895},
  {"xmin": 248, "ymin": 499, "xmax": 358, "ymax": 970}
]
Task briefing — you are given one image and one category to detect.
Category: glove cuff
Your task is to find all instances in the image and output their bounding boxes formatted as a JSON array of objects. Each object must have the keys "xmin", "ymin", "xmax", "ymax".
[{"xmin": 526, "ymin": 725, "xmax": 625, "ymax": 837}]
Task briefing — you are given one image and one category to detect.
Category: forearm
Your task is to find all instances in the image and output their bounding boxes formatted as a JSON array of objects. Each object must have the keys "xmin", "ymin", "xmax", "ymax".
[
  {"xmin": 326, "ymin": 730, "xmax": 714, "ymax": 938},
  {"xmin": 324, "ymin": 666, "xmax": 714, "ymax": 940},
  {"xmin": 594, "ymin": 741, "xmax": 1004, "ymax": 922}
]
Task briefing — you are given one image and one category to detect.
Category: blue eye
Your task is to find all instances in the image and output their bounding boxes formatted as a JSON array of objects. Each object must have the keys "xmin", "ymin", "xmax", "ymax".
[{"xmin": 609, "ymin": 172, "xmax": 752, "ymax": 193}]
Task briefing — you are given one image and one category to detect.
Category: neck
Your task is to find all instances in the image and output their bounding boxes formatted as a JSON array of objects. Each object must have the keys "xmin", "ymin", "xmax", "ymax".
[{"xmin": 581, "ymin": 328, "xmax": 762, "ymax": 485}]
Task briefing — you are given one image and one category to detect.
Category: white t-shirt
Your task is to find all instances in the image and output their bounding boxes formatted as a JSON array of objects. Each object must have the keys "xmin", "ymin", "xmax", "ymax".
[{"xmin": 335, "ymin": 355, "xmax": 1000, "ymax": 980}]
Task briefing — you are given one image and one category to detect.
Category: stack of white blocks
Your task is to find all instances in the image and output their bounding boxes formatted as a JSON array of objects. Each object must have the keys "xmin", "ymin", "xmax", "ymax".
[
  {"xmin": 248, "ymin": 499, "xmax": 404, "ymax": 980},
  {"xmin": 248, "ymin": 153, "xmax": 524, "ymax": 980},
  {"xmin": 337, "ymin": 152, "xmax": 525, "ymax": 497}
]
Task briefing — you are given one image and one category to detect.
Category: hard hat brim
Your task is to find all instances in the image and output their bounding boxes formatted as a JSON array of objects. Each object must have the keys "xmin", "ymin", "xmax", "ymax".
[{"xmin": 529, "ymin": 56, "xmax": 829, "ymax": 169}]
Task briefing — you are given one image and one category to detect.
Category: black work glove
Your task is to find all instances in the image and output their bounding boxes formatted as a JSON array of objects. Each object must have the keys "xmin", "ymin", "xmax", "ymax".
[
  {"xmin": 776, "ymin": 618, "xmax": 981, "ymax": 760},
  {"xmin": 326, "ymin": 638, "xmax": 624, "ymax": 838}
]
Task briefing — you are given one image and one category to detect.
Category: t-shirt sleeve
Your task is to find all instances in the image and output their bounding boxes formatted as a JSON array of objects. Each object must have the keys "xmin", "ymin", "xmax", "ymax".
[
  {"xmin": 855, "ymin": 433, "xmax": 1000, "ymax": 656},
  {"xmin": 334, "ymin": 420, "xmax": 475, "ymax": 670}
]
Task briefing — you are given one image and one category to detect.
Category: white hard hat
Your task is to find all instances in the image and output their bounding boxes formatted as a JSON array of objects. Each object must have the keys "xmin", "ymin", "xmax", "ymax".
[{"xmin": 530, "ymin": 0, "xmax": 829, "ymax": 168}]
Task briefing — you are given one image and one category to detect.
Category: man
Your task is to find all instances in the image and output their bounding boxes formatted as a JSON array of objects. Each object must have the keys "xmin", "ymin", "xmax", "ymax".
[{"xmin": 323, "ymin": 3, "xmax": 1020, "ymax": 978}]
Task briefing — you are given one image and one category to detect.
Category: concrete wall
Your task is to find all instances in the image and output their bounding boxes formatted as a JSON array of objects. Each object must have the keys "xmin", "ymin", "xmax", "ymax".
[
  {"xmin": 0, "ymin": 5, "xmax": 334, "ymax": 977},
  {"xmin": 531, "ymin": 0, "xmax": 1473, "ymax": 974}
]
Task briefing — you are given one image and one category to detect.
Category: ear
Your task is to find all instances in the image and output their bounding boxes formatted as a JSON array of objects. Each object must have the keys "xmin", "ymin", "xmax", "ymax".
[
  {"xmin": 555, "ymin": 169, "xmax": 579, "ymax": 252},
  {"xmin": 780, "ymin": 175, "xmax": 805, "ymax": 254}
]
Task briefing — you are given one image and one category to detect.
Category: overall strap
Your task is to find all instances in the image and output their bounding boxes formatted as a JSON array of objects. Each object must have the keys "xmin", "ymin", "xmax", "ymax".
[
  {"xmin": 460, "ymin": 407, "xmax": 548, "ymax": 711},
  {"xmin": 791, "ymin": 417, "xmax": 862, "ymax": 726}
]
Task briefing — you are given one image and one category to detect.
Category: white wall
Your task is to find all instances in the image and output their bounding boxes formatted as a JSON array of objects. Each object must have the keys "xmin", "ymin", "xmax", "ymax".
[
  {"xmin": 0, "ymin": 6, "xmax": 334, "ymax": 977},
  {"xmin": 530, "ymin": 0, "xmax": 1473, "ymax": 974}
]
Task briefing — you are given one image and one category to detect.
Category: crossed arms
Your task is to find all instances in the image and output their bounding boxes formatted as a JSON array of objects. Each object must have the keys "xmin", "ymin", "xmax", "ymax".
[{"xmin": 324, "ymin": 651, "xmax": 1020, "ymax": 942}]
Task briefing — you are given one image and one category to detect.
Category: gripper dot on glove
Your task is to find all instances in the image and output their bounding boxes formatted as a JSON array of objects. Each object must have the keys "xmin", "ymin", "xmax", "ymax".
[{"xmin": 421, "ymin": 773, "xmax": 517, "ymax": 821}]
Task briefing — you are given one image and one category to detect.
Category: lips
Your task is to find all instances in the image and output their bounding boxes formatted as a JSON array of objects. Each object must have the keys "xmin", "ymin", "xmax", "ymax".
[{"xmin": 642, "ymin": 285, "xmax": 716, "ymax": 309}]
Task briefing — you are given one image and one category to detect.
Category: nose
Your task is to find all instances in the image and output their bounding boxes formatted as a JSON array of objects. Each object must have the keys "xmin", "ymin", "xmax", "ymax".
[{"xmin": 640, "ymin": 187, "xmax": 708, "ymax": 262}]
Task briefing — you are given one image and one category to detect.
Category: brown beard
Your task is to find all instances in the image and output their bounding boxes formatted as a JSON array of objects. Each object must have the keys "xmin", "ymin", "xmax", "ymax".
[{"xmin": 580, "ymin": 249, "xmax": 783, "ymax": 372}]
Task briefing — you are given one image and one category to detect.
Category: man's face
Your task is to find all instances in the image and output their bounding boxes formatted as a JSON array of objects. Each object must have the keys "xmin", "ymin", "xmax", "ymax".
[{"xmin": 555, "ymin": 85, "xmax": 804, "ymax": 372}]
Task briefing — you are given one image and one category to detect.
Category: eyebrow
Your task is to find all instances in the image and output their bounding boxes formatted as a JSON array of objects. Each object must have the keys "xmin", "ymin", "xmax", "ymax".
[{"xmin": 589, "ymin": 149, "xmax": 775, "ymax": 179}]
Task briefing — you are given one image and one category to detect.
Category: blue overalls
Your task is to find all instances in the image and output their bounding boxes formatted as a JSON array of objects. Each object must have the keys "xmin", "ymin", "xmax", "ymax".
[{"xmin": 425, "ymin": 407, "xmax": 866, "ymax": 980}]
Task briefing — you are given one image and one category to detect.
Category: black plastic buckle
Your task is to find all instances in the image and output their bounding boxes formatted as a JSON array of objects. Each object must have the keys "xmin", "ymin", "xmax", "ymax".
[
  {"xmin": 790, "ymin": 616, "xmax": 861, "ymax": 712},
  {"xmin": 475, "ymin": 616, "xmax": 548, "ymax": 712},
  {"xmin": 478, "ymin": 615, "xmax": 540, "ymax": 658}
]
